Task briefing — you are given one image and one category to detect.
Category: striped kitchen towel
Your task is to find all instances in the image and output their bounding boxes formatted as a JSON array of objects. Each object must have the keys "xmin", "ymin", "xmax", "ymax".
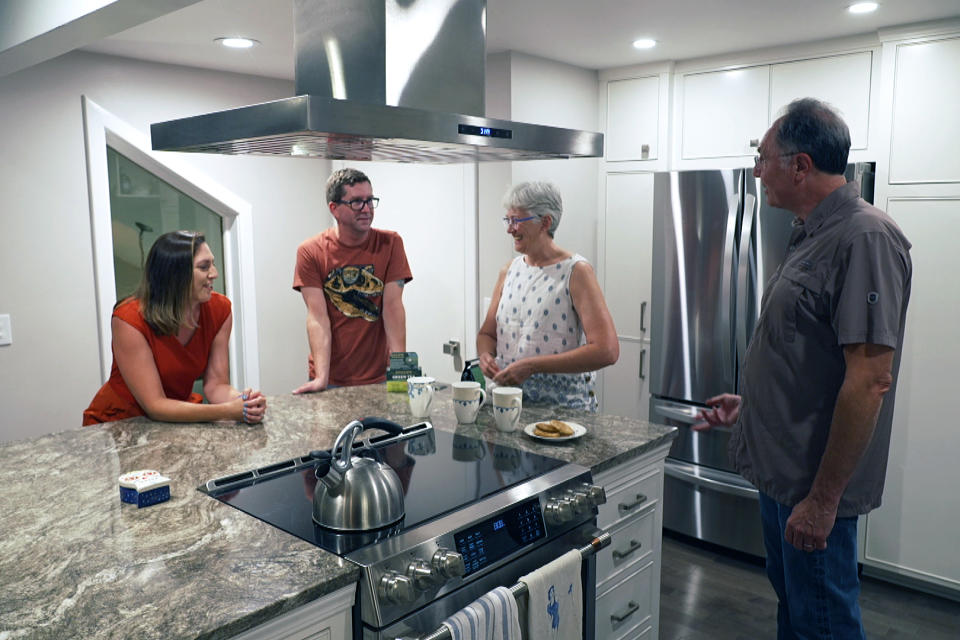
[{"xmin": 441, "ymin": 585, "xmax": 521, "ymax": 640}]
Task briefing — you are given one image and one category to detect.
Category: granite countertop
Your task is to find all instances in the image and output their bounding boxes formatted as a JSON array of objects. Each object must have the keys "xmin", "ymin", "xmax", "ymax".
[{"xmin": 0, "ymin": 385, "xmax": 675, "ymax": 640}]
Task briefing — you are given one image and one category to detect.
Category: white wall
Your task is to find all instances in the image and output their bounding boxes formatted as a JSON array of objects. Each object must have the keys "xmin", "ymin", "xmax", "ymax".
[
  {"xmin": 479, "ymin": 52, "xmax": 601, "ymax": 318},
  {"xmin": 0, "ymin": 51, "xmax": 328, "ymax": 442}
]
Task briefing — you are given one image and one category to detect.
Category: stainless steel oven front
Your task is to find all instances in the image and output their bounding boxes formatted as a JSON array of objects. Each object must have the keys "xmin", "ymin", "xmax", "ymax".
[{"xmin": 348, "ymin": 463, "xmax": 606, "ymax": 639}]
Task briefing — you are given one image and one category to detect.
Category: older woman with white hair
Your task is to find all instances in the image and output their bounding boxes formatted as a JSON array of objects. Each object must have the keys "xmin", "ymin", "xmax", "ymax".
[{"xmin": 476, "ymin": 181, "xmax": 618, "ymax": 411}]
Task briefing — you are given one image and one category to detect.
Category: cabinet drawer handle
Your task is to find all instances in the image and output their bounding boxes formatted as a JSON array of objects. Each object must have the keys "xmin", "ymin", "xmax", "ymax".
[
  {"xmin": 610, "ymin": 600, "xmax": 640, "ymax": 624},
  {"xmin": 640, "ymin": 300, "xmax": 647, "ymax": 332},
  {"xmin": 618, "ymin": 493, "xmax": 648, "ymax": 513},
  {"xmin": 612, "ymin": 538, "xmax": 643, "ymax": 560}
]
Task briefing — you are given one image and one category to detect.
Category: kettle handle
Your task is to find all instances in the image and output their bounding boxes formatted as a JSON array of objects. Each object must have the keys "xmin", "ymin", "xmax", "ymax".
[{"xmin": 331, "ymin": 420, "xmax": 365, "ymax": 474}]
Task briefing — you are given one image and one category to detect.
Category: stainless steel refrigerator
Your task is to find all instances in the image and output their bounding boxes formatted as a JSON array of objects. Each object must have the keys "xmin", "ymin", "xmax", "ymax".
[{"xmin": 649, "ymin": 163, "xmax": 875, "ymax": 557}]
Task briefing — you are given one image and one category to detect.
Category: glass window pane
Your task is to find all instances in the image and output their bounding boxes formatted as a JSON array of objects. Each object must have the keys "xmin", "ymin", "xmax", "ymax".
[
  {"xmin": 106, "ymin": 146, "xmax": 227, "ymax": 397},
  {"xmin": 106, "ymin": 146, "xmax": 225, "ymax": 301}
]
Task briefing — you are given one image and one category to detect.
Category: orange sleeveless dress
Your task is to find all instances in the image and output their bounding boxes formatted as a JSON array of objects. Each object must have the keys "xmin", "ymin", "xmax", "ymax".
[{"xmin": 82, "ymin": 293, "xmax": 231, "ymax": 425}]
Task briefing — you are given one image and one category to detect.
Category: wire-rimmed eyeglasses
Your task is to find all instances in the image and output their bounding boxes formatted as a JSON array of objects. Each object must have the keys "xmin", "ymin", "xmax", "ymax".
[
  {"xmin": 501, "ymin": 215, "xmax": 537, "ymax": 229},
  {"xmin": 336, "ymin": 197, "xmax": 380, "ymax": 211},
  {"xmin": 754, "ymin": 152, "xmax": 796, "ymax": 168}
]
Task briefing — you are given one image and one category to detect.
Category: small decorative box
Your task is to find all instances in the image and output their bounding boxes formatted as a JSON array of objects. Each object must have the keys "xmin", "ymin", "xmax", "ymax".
[{"xmin": 118, "ymin": 470, "xmax": 171, "ymax": 508}]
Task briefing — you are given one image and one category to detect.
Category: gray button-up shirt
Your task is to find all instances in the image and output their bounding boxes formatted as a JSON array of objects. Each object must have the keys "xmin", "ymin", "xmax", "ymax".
[{"xmin": 729, "ymin": 182, "xmax": 912, "ymax": 517}]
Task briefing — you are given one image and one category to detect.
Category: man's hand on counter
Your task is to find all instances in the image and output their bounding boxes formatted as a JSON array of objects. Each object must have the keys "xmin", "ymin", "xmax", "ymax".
[{"xmin": 293, "ymin": 378, "xmax": 328, "ymax": 394}]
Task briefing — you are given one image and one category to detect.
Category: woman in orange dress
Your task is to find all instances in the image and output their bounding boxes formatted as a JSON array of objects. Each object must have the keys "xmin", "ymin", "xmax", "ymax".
[{"xmin": 83, "ymin": 230, "xmax": 266, "ymax": 425}]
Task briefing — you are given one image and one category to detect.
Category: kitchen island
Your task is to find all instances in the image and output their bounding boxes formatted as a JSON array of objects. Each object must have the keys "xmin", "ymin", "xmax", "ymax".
[{"xmin": 0, "ymin": 385, "xmax": 675, "ymax": 639}]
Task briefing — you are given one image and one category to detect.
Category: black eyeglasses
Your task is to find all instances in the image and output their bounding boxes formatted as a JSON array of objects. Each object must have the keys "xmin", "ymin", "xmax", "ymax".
[
  {"xmin": 336, "ymin": 197, "xmax": 380, "ymax": 211},
  {"xmin": 754, "ymin": 152, "xmax": 796, "ymax": 168}
]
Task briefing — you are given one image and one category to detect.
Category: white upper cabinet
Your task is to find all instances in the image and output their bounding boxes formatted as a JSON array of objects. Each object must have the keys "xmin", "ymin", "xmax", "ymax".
[
  {"xmin": 888, "ymin": 36, "xmax": 960, "ymax": 184},
  {"xmin": 770, "ymin": 52, "xmax": 873, "ymax": 149},
  {"xmin": 606, "ymin": 76, "xmax": 661, "ymax": 162},
  {"xmin": 680, "ymin": 65, "xmax": 770, "ymax": 159},
  {"xmin": 678, "ymin": 52, "xmax": 875, "ymax": 162}
]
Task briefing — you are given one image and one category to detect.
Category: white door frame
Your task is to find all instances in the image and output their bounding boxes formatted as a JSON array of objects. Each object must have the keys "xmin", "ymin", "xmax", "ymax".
[{"xmin": 81, "ymin": 95, "xmax": 260, "ymax": 389}]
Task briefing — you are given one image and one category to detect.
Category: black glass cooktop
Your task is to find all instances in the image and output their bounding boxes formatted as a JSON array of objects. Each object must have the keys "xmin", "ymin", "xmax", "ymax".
[{"xmin": 200, "ymin": 427, "xmax": 565, "ymax": 556}]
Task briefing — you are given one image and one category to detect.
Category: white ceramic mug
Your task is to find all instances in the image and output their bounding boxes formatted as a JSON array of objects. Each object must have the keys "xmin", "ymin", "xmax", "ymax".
[
  {"xmin": 452, "ymin": 381, "xmax": 487, "ymax": 424},
  {"xmin": 492, "ymin": 386, "xmax": 523, "ymax": 433},
  {"xmin": 407, "ymin": 376, "xmax": 435, "ymax": 418}
]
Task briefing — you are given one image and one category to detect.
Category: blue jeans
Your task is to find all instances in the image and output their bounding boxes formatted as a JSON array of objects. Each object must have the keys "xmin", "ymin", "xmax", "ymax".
[{"xmin": 759, "ymin": 492, "xmax": 865, "ymax": 640}]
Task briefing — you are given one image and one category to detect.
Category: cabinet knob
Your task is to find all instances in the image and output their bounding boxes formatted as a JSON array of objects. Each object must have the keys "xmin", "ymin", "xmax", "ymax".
[{"xmin": 749, "ymin": 138, "xmax": 760, "ymax": 148}]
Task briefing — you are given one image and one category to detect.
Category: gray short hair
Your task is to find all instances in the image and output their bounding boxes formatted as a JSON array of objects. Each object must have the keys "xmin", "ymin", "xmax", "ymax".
[
  {"xmin": 775, "ymin": 98, "xmax": 850, "ymax": 175},
  {"xmin": 502, "ymin": 181, "xmax": 563, "ymax": 236}
]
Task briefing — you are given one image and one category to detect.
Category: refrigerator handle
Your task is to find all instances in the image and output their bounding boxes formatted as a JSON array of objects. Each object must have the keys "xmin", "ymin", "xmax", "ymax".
[
  {"xmin": 736, "ymin": 192, "xmax": 758, "ymax": 371},
  {"xmin": 720, "ymin": 195, "xmax": 739, "ymax": 386}
]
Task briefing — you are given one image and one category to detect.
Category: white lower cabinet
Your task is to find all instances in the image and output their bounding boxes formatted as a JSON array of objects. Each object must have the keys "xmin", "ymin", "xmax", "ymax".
[
  {"xmin": 230, "ymin": 584, "xmax": 355, "ymax": 640},
  {"xmin": 594, "ymin": 441, "xmax": 671, "ymax": 639},
  {"xmin": 596, "ymin": 560, "xmax": 655, "ymax": 640}
]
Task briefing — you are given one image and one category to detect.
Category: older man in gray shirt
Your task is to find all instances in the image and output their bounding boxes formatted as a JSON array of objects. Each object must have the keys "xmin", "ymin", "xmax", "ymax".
[{"xmin": 696, "ymin": 98, "xmax": 912, "ymax": 639}]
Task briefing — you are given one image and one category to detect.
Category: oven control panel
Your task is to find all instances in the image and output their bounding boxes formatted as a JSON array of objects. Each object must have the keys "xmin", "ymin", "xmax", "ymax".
[
  {"xmin": 356, "ymin": 469, "xmax": 605, "ymax": 627},
  {"xmin": 453, "ymin": 497, "xmax": 545, "ymax": 576}
]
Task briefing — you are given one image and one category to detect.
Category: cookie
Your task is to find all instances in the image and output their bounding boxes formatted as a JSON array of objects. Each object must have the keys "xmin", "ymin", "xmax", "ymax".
[
  {"xmin": 534, "ymin": 420, "xmax": 574, "ymax": 437},
  {"xmin": 534, "ymin": 427, "xmax": 563, "ymax": 438},
  {"xmin": 535, "ymin": 421, "xmax": 560, "ymax": 433}
]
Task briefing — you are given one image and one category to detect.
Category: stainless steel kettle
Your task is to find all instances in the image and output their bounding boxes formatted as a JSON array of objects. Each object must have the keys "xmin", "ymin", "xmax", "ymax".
[{"xmin": 312, "ymin": 419, "xmax": 405, "ymax": 531}]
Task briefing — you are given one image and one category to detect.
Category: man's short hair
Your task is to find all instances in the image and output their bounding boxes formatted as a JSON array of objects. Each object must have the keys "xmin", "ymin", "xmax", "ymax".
[
  {"xmin": 775, "ymin": 98, "xmax": 851, "ymax": 175},
  {"xmin": 326, "ymin": 168, "xmax": 371, "ymax": 204},
  {"xmin": 502, "ymin": 181, "xmax": 563, "ymax": 237}
]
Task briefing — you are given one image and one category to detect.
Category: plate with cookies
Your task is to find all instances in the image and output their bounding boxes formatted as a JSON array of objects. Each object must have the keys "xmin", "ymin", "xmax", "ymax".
[{"xmin": 524, "ymin": 419, "xmax": 586, "ymax": 442}]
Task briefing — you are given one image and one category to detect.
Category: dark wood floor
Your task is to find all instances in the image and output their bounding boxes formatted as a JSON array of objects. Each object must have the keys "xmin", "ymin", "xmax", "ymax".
[{"xmin": 659, "ymin": 533, "xmax": 960, "ymax": 639}]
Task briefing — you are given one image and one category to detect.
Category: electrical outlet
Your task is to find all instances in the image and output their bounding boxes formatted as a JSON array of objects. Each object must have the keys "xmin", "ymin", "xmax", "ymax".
[{"xmin": 0, "ymin": 314, "xmax": 11, "ymax": 346}]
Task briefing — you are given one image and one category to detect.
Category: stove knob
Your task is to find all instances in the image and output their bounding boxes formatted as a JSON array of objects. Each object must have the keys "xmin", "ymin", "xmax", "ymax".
[
  {"xmin": 406, "ymin": 560, "xmax": 437, "ymax": 591},
  {"xmin": 565, "ymin": 490, "xmax": 591, "ymax": 515},
  {"xmin": 579, "ymin": 482, "xmax": 607, "ymax": 506},
  {"xmin": 432, "ymin": 549, "xmax": 466, "ymax": 579},
  {"xmin": 379, "ymin": 571, "xmax": 416, "ymax": 604},
  {"xmin": 544, "ymin": 497, "xmax": 574, "ymax": 525}
]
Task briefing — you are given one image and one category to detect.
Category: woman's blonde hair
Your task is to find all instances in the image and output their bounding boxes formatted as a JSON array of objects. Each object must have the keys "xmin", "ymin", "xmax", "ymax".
[{"xmin": 133, "ymin": 230, "xmax": 205, "ymax": 336}]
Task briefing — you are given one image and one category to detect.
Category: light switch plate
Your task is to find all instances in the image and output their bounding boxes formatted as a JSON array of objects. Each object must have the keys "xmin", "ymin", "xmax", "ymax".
[{"xmin": 0, "ymin": 314, "xmax": 12, "ymax": 346}]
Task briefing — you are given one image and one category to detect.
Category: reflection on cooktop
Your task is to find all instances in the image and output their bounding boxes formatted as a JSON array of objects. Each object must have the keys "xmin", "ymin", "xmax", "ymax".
[{"xmin": 206, "ymin": 428, "xmax": 565, "ymax": 556}]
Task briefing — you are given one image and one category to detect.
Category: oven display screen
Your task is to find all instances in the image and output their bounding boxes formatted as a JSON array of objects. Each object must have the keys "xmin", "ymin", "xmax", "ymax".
[{"xmin": 453, "ymin": 498, "xmax": 544, "ymax": 576}]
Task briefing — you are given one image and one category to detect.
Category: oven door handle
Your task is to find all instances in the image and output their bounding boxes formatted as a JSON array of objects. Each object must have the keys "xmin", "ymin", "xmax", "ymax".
[{"xmin": 404, "ymin": 530, "xmax": 613, "ymax": 640}]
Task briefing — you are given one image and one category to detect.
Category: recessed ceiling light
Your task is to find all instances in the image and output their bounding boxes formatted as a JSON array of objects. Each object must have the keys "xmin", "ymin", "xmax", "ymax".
[
  {"xmin": 848, "ymin": 2, "xmax": 879, "ymax": 14},
  {"xmin": 215, "ymin": 37, "xmax": 259, "ymax": 49},
  {"xmin": 632, "ymin": 38, "xmax": 657, "ymax": 50}
]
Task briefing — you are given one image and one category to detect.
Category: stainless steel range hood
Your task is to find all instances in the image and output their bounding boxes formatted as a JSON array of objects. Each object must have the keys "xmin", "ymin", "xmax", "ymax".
[{"xmin": 151, "ymin": 0, "xmax": 603, "ymax": 163}]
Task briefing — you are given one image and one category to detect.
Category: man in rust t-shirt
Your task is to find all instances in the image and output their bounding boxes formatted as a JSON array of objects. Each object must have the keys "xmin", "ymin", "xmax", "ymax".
[{"xmin": 292, "ymin": 168, "xmax": 412, "ymax": 391}]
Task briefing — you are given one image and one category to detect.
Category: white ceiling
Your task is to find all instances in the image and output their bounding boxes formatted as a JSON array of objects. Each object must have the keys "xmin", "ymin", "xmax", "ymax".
[{"xmin": 82, "ymin": 0, "xmax": 960, "ymax": 79}]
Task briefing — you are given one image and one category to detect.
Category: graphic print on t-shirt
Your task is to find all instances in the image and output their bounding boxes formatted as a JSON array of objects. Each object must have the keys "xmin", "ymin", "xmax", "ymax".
[{"xmin": 324, "ymin": 264, "xmax": 383, "ymax": 321}]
